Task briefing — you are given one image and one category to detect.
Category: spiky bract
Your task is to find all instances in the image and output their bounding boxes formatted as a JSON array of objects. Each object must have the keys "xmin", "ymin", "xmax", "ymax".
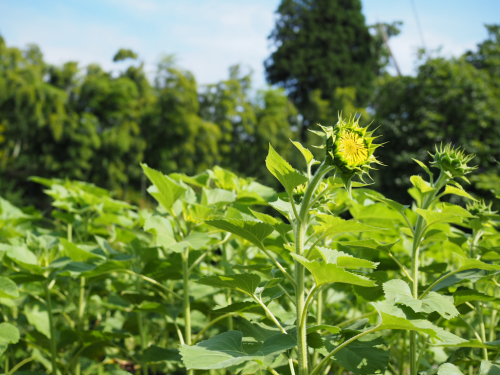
[
  {"xmin": 430, "ymin": 144, "xmax": 476, "ymax": 180},
  {"xmin": 311, "ymin": 115, "xmax": 382, "ymax": 192}
]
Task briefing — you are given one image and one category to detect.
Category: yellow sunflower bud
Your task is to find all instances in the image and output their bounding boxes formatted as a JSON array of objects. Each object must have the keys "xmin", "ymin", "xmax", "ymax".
[{"xmin": 311, "ymin": 114, "xmax": 383, "ymax": 193}]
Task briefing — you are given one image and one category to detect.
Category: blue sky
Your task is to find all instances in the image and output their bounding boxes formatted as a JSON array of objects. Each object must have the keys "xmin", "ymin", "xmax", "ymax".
[{"xmin": 0, "ymin": 0, "xmax": 498, "ymax": 88}]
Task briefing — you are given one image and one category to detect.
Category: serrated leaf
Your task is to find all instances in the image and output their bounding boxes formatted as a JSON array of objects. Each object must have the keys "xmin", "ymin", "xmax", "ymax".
[
  {"xmin": 410, "ymin": 175, "xmax": 435, "ymax": 193},
  {"xmin": 143, "ymin": 216, "xmax": 177, "ymax": 250},
  {"xmin": 441, "ymin": 185, "xmax": 476, "ymax": 201},
  {"xmin": 336, "ymin": 239, "xmax": 399, "ymax": 255},
  {"xmin": 317, "ymin": 247, "xmax": 378, "ymax": 269},
  {"xmin": 180, "ymin": 330, "xmax": 296, "ymax": 370},
  {"xmin": 169, "ymin": 232, "xmax": 210, "ymax": 253},
  {"xmin": 60, "ymin": 238, "xmax": 104, "ymax": 262},
  {"xmin": 205, "ymin": 219, "xmax": 274, "ymax": 251},
  {"xmin": 438, "ymin": 363, "xmax": 464, "ymax": 375},
  {"xmin": 141, "ymin": 163, "xmax": 186, "ymax": 211},
  {"xmin": 291, "ymin": 140, "xmax": 315, "ymax": 165},
  {"xmin": 456, "ymin": 254, "xmax": 500, "ymax": 272},
  {"xmin": 478, "ymin": 361, "xmax": 500, "ymax": 375},
  {"xmin": 197, "ymin": 273, "xmax": 261, "ymax": 295},
  {"xmin": 291, "ymin": 254, "xmax": 376, "ymax": 287},
  {"xmin": 383, "ymin": 280, "xmax": 459, "ymax": 319},
  {"xmin": 416, "ymin": 203, "xmax": 474, "ymax": 228},
  {"xmin": 373, "ymin": 302, "xmax": 466, "ymax": 344},
  {"xmin": 269, "ymin": 198, "xmax": 299, "ymax": 221},
  {"xmin": 201, "ymin": 188, "xmax": 236, "ymax": 208},
  {"xmin": 0, "ymin": 276, "xmax": 19, "ymax": 299},
  {"xmin": 452, "ymin": 288, "xmax": 500, "ymax": 306},
  {"xmin": 0, "ymin": 322, "xmax": 20, "ymax": 356},
  {"xmin": 249, "ymin": 209, "xmax": 292, "ymax": 240},
  {"xmin": 332, "ymin": 336, "xmax": 389, "ymax": 375},
  {"xmin": 313, "ymin": 214, "xmax": 384, "ymax": 241},
  {"xmin": 266, "ymin": 144, "xmax": 308, "ymax": 194},
  {"xmin": 366, "ymin": 193, "xmax": 410, "ymax": 216}
]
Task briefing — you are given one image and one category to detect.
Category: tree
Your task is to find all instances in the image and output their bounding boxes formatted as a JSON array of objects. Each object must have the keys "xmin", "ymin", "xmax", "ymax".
[
  {"xmin": 264, "ymin": 0, "xmax": 383, "ymax": 134},
  {"xmin": 372, "ymin": 27, "xmax": 500, "ymax": 202}
]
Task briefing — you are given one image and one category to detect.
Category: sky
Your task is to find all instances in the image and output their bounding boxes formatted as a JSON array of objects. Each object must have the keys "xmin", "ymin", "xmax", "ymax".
[{"xmin": 0, "ymin": 0, "xmax": 498, "ymax": 89}]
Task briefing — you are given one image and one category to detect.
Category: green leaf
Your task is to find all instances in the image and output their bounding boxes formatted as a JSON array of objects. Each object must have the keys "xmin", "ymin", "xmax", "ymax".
[
  {"xmin": 60, "ymin": 238, "xmax": 104, "ymax": 262},
  {"xmin": 441, "ymin": 185, "xmax": 476, "ymax": 201},
  {"xmin": 336, "ymin": 239, "xmax": 399, "ymax": 255},
  {"xmin": 365, "ymin": 194, "xmax": 410, "ymax": 217},
  {"xmin": 291, "ymin": 140, "xmax": 315, "ymax": 165},
  {"xmin": 410, "ymin": 175, "xmax": 435, "ymax": 193},
  {"xmin": 412, "ymin": 159, "xmax": 434, "ymax": 180},
  {"xmin": 383, "ymin": 280, "xmax": 459, "ymax": 319},
  {"xmin": 1, "ymin": 243, "xmax": 38, "ymax": 266},
  {"xmin": 213, "ymin": 302, "xmax": 264, "ymax": 315},
  {"xmin": 317, "ymin": 247, "xmax": 378, "ymax": 269},
  {"xmin": 196, "ymin": 274, "xmax": 261, "ymax": 295},
  {"xmin": 291, "ymin": 254, "xmax": 376, "ymax": 287},
  {"xmin": 180, "ymin": 330, "xmax": 296, "ymax": 370},
  {"xmin": 25, "ymin": 305, "xmax": 51, "ymax": 339},
  {"xmin": 438, "ymin": 363, "xmax": 464, "ymax": 375},
  {"xmin": 456, "ymin": 254, "xmax": 500, "ymax": 272},
  {"xmin": 0, "ymin": 322, "xmax": 20, "ymax": 356},
  {"xmin": 141, "ymin": 163, "xmax": 186, "ymax": 211},
  {"xmin": 142, "ymin": 345, "xmax": 181, "ymax": 363},
  {"xmin": 205, "ymin": 219, "xmax": 274, "ymax": 251},
  {"xmin": 416, "ymin": 203, "xmax": 473, "ymax": 228},
  {"xmin": 266, "ymin": 144, "xmax": 308, "ymax": 194},
  {"xmin": 0, "ymin": 276, "xmax": 19, "ymax": 299},
  {"xmin": 201, "ymin": 188, "xmax": 236, "ymax": 208},
  {"xmin": 478, "ymin": 361, "xmax": 500, "ymax": 375},
  {"xmin": 373, "ymin": 302, "xmax": 466, "ymax": 344},
  {"xmin": 313, "ymin": 214, "xmax": 384, "ymax": 241},
  {"xmin": 249, "ymin": 209, "xmax": 292, "ymax": 240},
  {"xmin": 332, "ymin": 336, "xmax": 389, "ymax": 375},
  {"xmin": 169, "ymin": 232, "xmax": 210, "ymax": 253},
  {"xmin": 143, "ymin": 216, "xmax": 177, "ymax": 250},
  {"xmin": 452, "ymin": 288, "xmax": 500, "ymax": 306}
]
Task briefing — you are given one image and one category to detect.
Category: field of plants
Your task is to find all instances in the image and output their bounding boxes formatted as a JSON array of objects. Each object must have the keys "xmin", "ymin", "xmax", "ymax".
[{"xmin": 0, "ymin": 116, "xmax": 499, "ymax": 375}]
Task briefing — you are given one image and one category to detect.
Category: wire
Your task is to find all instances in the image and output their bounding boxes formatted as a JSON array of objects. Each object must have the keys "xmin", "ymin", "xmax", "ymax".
[{"xmin": 410, "ymin": 0, "xmax": 427, "ymax": 52}]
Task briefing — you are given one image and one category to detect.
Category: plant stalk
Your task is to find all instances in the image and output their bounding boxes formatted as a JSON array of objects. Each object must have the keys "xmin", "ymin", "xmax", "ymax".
[
  {"xmin": 182, "ymin": 249, "xmax": 193, "ymax": 375},
  {"xmin": 75, "ymin": 277, "xmax": 86, "ymax": 375},
  {"xmin": 44, "ymin": 281, "xmax": 59, "ymax": 375}
]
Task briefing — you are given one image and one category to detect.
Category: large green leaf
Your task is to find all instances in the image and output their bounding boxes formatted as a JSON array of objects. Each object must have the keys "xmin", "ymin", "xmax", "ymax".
[
  {"xmin": 452, "ymin": 288, "xmax": 500, "ymax": 306},
  {"xmin": 266, "ymin": 144, "xmax": 307, "ymax": 194},
  {"xmin": 313, "ymin": 214, "xmax": 383, "ymax": 241},
  {"xmin": 291, "ymin": 254, "xmax": 375, "ymax": 287},
  {"xmin": 60, "ymin": 238, "xmax": 104, "ymax": 262},
  {"xmin": 416, "ymin": 203, "xmax": 474, "ymax": 228},
  {"xmin": 0, "ymin": 322, "xmax": 20, "ymax": 356},
  {"xmin": 441, "ymin": 185, "xmax": 476, "ymax": 201},
  {"xmin": 0, "ymin": 276, "xmax": 19, "ymax": 299},
  {"xmin": 456, "ymin": 254, "xmax": 500, "ymax": 272},
  {"xmin": 180, "ymin": 330, "xmax": 296, "ymax": 370},
  {"xmin": 383, "ymin": 280, "xmax": 459, "ymax": 319},
  {"xmin": 205, "ymin": 219, "xmax": 274, "ymax": 251},
  {"xmin": 478, "ymin": 361, "xmax": 500, "ymax": 375},
  {"xmin": 410, "ymin": 175, "xmax": 436, "ymax": 194},
  {"xmin": 25, "ymin": 305, "xmax": 51, "ymax": 339},
  {"xmin": 143, "ymin": 216, "xmax": 177, "ymax": 250},
  {"xmin": 142, "ymin": 345, "xmax": 181, "ymax": 363},
  {"xmin": 249, "ymin": 209, "xmax": 292, "ymax": 240},
  {"xmin": 438, "ymin": 363, "xmax": 464, "ymax": 375},
  {"xmin": 196, "ymin": 274, "xmax": 261, "ymax": 295},
  {"xmin": 330, "ymin": 336, "xmax": 389, "ymax": 375},
  {"xmin": 141, "ymin": 163, "xmax": 186, "ymax": 211},
  {"xmin": 373, "ymin": 302, "xmax": 466, "ymax": 345},
  {"xmin": 317, "ymin": 247, "xmax": 378, "ymax": 269},
  {"xmin": 169, "ymin": 232, "xmax": 210, "ymax": 253}
]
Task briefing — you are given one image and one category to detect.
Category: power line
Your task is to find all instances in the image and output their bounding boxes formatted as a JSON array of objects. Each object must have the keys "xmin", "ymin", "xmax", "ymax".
[{"xmin": 410, "ymin": 0, "xmax": 427, "ymax": 52}]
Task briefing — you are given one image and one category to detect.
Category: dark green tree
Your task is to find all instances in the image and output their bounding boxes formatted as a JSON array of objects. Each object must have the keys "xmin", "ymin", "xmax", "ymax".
[{"xmin": 265, "ymin": 0, "xmax": 383, "ymax": 133}]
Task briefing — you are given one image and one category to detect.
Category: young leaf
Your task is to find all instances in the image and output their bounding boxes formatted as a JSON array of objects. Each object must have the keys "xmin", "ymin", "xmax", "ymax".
[
  {"xmin": 201, "ymin": 188, "xmax": 236, "ymax": 208},
  {"xmin": 410, "ymin": 175, "xmax": 435, "ymax": 194},
  {"xmin": 330, "ymin": 336, "xmax": 389, "ymax": 375},
  {"xmin": 249, "ymin": 209, "xmax": 292, "ymax": 240},
  {"xmin": 196, "ymin": 273, "xmax": 261, "ymax": 295},
  {"xmin": 205, "ymin": 219, "xmax": 274, "ymax": 251},
  {"xmin": 266, "ymin": 144, "xmax": 308, "ymax": 194},
  {"xmin": 437, "ymin": 363, "xmax": 464, "ymax": 375},
  {"xmin": 452, "ymin": 288, "xmax": 500, "ymax": 306},
  {"xmin": 313, "ymin": 214, "xmax": 384, "ymax": 241},
  {"xmin": 0, "ymin": 276, "xmax": 19, "ymax": 299},
  {"xmin": 180, "ymin": 330, "xmax": 296, "ymax": 370},
  {"xmin": 0, "ymin": 323, "xmax": 20, "ymax": 357},
  {"xmin": 143, "ymin": 216, "xmax": 177, "ymax": 250},
  {"xmin": 291, "ymin": 140, "xmax": 315, "ymax": 166},
  {"xmin": 317, "ymin": 247, "xmax": 378, "ymax": 269},
  {"xmin": 141, "ymin": 163, "xmax": 186, "ymax": 211},
  {"xmin": 291, "ymin": 254, "xmax": 376, "ymax": 287},
  {"xmin": 441, "ymin": 185, "xmax": 476, "ymax": 201},
  {"xmin": 456, "ymin": 254, "xmax": 500, "ymax": 272}
]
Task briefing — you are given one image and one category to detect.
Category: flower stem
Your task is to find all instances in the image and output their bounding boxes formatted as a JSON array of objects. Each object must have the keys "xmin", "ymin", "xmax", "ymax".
[
  {"xmin": 44, "ymin": 281, "xmax": 59, "ymax": 375},
  {"xmin": 182, "ymin": 249, "xmax": 193, "ymax": 375}
]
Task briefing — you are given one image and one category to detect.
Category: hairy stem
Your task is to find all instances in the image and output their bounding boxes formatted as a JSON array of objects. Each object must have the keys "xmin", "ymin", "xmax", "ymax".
[{"xmin": 182, "ymin": 249, "xmax": 193, "ymax": 375}]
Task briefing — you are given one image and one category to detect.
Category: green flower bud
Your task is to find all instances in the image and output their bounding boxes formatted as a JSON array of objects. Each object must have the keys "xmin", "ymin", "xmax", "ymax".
[
  {"xmin": 430, "ymin": 143, "xmax": 476, "ymax": 180},
  {"xmin": 311, "ymin": 115, "xmax": 383, "ymax": 193},
  {"xmin": 466, "ymin": 199, "xmax": 500, "ymax": 229}
]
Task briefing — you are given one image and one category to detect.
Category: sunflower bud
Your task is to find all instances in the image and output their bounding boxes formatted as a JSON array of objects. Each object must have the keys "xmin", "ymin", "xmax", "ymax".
[
  {"xmin": 311, "ymin": 115, "xmax": 382, "ymax": 193},
  {"xmin": 466, "ymin": 199, "xmax": 499, "ymax": 229},
  {"xmin": 430, "ymin": 144, "xmax": 476, "ymax": 180}
]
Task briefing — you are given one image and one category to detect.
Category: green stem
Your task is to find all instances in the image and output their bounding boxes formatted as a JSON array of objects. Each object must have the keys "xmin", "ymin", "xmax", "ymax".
[
  {"xmin": 252, "ymin": 295, "xmax": 287, "ymax": 334},
  {"xmin": 294, "ymin": 162, "xmax": 334, "ymax": 375},
  {"xmin": 409, "ymin": 171, "xmax": 447, "ymax": 375},
  {"xmin": 136, "ymin": 277, "xmax": 148, "ymax": 375},
  {"xmin": 7, "ymin": 356, "xmax": 34, "ymax": 375},
  {"xmin": 44, "ymin": 281, "xmax": 59, "ymax": 375},
  {"xmin": 182, "ymin": 250, "xmax": 193, "ymax": 375},
  {"xmin": 312, "ymin": 288, "xmax": 323, "ymax": 366},
  {"xmin": 75, "ymin": 277, "xmax": 86, "ymax": 375}
]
